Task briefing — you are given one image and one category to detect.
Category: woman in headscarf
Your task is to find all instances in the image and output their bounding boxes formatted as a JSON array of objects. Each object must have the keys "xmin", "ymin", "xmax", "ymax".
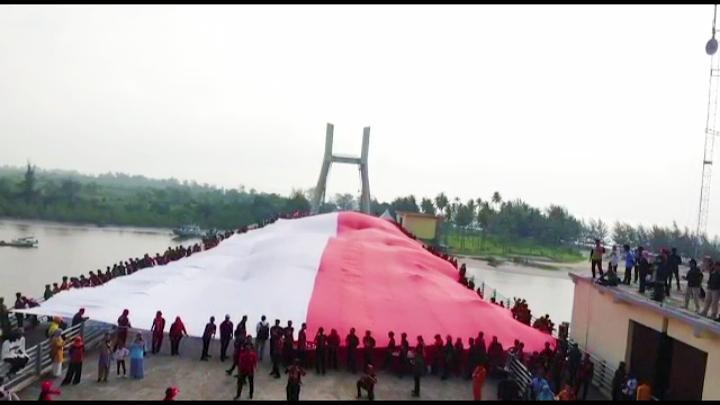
[
  {"xmin": 46, "ymin": 316, "xmax": 61, "ymax": 339},
  {"xmin": 49, "ymin": 329, "xmax": 64, "ymax": 378},
  {"xmin": 169, "ymin": 317, "xmax": 188, "ymax": 356},
  {"xmin": 129, "ymin": 333, "xmax": 146, "ymax": 379},
  {"xmin": 97, "ymin": 333, "xmax": 112, "ymax": 383}
]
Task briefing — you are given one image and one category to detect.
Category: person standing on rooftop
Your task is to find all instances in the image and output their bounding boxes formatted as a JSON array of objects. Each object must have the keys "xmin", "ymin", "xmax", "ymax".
[{"xmin": 590, "ymin": 239, "xmax": 605, "ymax": 279}]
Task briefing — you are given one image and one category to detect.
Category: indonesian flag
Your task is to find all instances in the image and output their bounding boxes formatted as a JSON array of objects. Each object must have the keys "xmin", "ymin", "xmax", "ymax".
[{"xmin": 20, "ymin": 212, "xmax": 554, "ymax": 352}]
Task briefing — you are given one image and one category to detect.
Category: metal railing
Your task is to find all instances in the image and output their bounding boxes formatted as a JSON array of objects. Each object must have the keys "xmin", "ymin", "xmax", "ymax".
[
  {"xmin": 480, "ymin": 280, "xmax": 615, "ymax": 400},
  {"xmin": 504, "ymin": 352, "xmax": 533, "ymax": 399},
  {"xmin": 1, "ymin": 319, "xmax": 110, "ymax": 393}
]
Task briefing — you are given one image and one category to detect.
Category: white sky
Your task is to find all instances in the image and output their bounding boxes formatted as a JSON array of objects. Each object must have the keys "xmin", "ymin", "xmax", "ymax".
[{"xmin": 0, "ymin": 5, "xmax": 718, "ymax": 235}]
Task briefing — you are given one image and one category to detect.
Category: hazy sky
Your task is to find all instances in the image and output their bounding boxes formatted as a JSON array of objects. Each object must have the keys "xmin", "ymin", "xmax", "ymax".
[{"xmin": 0, "ymin": 5, "xmax": 718, "ymax": 234}]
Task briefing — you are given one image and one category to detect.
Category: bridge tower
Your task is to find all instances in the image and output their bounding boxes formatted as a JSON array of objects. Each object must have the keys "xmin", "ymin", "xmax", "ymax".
[{"xmin": 310, "ymin": 123, "xmax": 371, "ymax": 214}]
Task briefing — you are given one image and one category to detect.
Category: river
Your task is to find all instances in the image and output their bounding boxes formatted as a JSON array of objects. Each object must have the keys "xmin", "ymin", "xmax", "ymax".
[
  {"xmin": 0, "ymin": 219, "xmax": 200, "ymax": 301},
  {"xmin": 0, "ymin": 219, "xmax": 577, "ymax": 324}
]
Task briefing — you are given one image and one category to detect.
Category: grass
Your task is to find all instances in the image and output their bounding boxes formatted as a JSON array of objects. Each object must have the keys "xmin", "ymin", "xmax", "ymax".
[{"xmin": 445, "ymin": 231, "xmax": 583, "ymax": 264}]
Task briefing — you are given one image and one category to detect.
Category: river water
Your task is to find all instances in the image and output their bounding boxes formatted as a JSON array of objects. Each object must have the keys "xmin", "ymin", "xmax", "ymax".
[
  {"xmin": 464, "ymin": 262, "xmax": 575, "ymax": 325},
  {"xmin": 0, "ymin": 219, "xmax": 200, "ymax": 301},
  {"xmin": 0, "ymin": 219, "xmax": 575, "ymax": 324}
]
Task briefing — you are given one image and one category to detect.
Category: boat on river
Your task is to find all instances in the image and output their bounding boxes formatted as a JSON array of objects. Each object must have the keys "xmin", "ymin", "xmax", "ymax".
[
  {"xmin": 0, "ymin": 236, "xmax": 39, "ymax": 248},
  {"xmin": 172, "ymin": 224, "xmax": 204, "ymax": 238}
]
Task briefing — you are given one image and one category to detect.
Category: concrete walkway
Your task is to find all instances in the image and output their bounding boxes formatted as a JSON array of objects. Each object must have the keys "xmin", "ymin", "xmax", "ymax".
[{"xmin": 18, "ymin": 337, "xmax": 496, "ymax": 401}]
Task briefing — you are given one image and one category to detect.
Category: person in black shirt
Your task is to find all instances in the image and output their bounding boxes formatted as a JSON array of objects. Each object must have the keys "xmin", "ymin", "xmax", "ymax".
[
  {"xmin": 383, "ymin": 331, "xmax": 396, "ymax": 371},
  {"xmin": 346, "ymin": 328, "xmax": 360, "ymax": 373},
  {"xmin": 362, "ymin": 330, "xmax": 376, "ymax": 370},
  {"xmin": 200, "ymin": 316, "xmax": 216, "ymax": 361},
  {"xmin": 314, "ymin": 327, "xmax": 327, "ymax": 375},
  {"xmin": 684, "ymin": 259, "xmax": 704, "ymax": 312},
  {"xmin": 637, "ymin": 247, "xmax": 650, "ymax": 294},
  {"xmin": 497, "ymin": 373, "xmax": 522, "ymax": 400},
  {"xmin": 71, "ymin": 308, "xmax": 88, "ymax": 327},
  {"xmin": 269, "ymin": 319, "xmax": 282, "ymax": 360},
  {"xmin": 668, "ymin": 247, "xmax": 683, "ymax": 292},
  {"xmin": 398, "ymin": 333, "xmax": 409, "ymax": 378},
  {"xmin": 219, "ymin": 315, "xmax": 233, "ymax": 362},
  {"xmin": 410, "ymin": 347, "xmax": 425, "ymax": 397}
]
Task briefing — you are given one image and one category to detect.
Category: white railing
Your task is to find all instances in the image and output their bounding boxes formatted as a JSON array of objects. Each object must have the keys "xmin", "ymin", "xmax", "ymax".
[{"xmin": 1, "ymin": 319, "xmax": 110, "ymax": 392}]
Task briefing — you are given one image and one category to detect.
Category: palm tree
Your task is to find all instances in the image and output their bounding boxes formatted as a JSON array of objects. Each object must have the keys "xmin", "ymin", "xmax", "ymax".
[
  {"xmin": 434, "ymin": 193, "xmax": 449, "ymax": 217},
  {"xmin": 491, "ymin": 191, "xmax": 502, "ymax": 208}
]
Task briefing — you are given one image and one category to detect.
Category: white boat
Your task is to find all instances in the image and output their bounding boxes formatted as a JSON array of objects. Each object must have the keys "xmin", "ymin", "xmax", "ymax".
[{"xmin": 0, "ymin": 236, "xmax": 38, "ymax": 248}]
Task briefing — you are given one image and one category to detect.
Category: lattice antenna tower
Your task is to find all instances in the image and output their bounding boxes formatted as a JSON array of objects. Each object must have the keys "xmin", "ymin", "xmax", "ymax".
[{"xmin": 696, "ymin": 4, "xmax": 720, "ymax": 257}]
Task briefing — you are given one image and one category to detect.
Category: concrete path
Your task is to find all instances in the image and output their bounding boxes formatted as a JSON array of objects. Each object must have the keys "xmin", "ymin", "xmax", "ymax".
[{"xmin": 18, "ymin": 337, "xmax": 496, "ymax": 401}]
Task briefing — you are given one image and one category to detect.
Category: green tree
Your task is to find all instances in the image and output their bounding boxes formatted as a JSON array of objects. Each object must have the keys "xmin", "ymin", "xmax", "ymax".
[
  {"xmin": 491, "ymin": 191, "xmax": 502, "ymax": 208},
  {"xmin": 434, "ymin": 193, "xmax": 449, "ymax": 217},
  {"xmin": 19, "ymin": 162, "xmax": 37, "ymax": 203},
  {"xmin": 333, "ymin": 193, "xmax": 356, "ymax": 211},
  {"xmin": 420, "ymin": 198, "xmax": 436, "ymax": 215},
  {"xmin": 390, "ymin": 195, "xmax": 419, "ymax": 214}
]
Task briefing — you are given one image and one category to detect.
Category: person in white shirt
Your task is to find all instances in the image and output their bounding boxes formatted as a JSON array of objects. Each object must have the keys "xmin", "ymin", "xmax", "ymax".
[
  {"xmin": 1, "ymin": 329, "xmax": 29, "ymax": 379},
  {"xmin": 113, "ymin": 344, "xmax": 129, "ymax": 377},
  {"xmin": 606, "ymin": 245, "xmax": 620, "ymax": 275}
]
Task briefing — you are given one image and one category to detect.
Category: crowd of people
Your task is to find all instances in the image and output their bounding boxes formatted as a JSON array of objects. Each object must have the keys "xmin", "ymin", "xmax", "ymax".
[
  {"xmin": 0, "ymin": 211, "xmax": 620, "ymax": 400},
  {"xmin": 588, "ymin": 239, "xmax": 720, "ymax": 321},
  {"xmin": 104, "ymin": 308, "xmax": 505, "ymax": 400}
]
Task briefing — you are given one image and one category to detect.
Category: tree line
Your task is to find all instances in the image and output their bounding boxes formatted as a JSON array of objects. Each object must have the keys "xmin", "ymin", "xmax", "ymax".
[
  {"xmin": 2, "ymin": 164, "xmax": 719, "ymax": 258},
  {"xmin": 0, "ymin": 164, "xmax": 310, "ymax": 229}
]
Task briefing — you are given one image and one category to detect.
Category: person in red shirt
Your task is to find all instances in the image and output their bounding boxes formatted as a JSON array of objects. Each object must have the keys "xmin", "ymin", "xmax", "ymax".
[
  {"xmin": 163, "ymin": 386, "xmax": 179, "ymax": 401},
  {"xmin": 201, "ymin": 316, "xmax": 216, "ymax": 361},
  {"xmin": 169, "ymin": 317, "xmax": 188, "ymax": 356},
  {"xmin": 356, "ymin": 364, "xmax": 378, "ymax": 400},
  {"xmin": 235, "ymin": 343, "xmax": 258, "ymax": 400},
  {"xmin": 150, "ymin": 311, "xmax": 166, "ymax": 354},
  {"xmin": 59, "ymin": 276, "xmax": 69, "ymax": 291},
  {"xmin": 472, "ymin": 363, "xmax": 487, "ymax": 400},
  {"xmin": 38, "ymin": 380, "xmax": 61, "ymax": 401},
  {"xmin": 297, "ymin": 323, "xmax": 308, "ymax": 368},
  {"xmin": 116, "ymin": 309, "xmax": 131, "ymax": 348},
  {"xmin": 285, "ymin": 358, "xmax": 306, "ymax": 401},
  {"xmin": 327, "ymin": 329, "xmax": 340, "ymax": 371},
  {"xmin": 61, "ymin": 336, "xmax": 84, "ymax": 386}
]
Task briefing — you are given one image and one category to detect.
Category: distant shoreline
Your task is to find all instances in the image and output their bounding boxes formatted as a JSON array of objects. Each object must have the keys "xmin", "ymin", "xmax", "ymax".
[{"xmin": 0, "ymin": 216, "xmax": 174, "ymax": 235}]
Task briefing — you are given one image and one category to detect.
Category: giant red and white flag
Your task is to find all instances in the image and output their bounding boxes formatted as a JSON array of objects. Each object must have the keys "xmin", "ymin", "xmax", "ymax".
[{"xmin": 20, "ymin": 212, "xmax": 554, "ymax": 352}]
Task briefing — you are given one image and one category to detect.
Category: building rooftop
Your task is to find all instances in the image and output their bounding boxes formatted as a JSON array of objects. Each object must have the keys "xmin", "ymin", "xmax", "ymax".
[{"xmin": 569, "ymin": 273, "xmax": 720, "ymax": 338}]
